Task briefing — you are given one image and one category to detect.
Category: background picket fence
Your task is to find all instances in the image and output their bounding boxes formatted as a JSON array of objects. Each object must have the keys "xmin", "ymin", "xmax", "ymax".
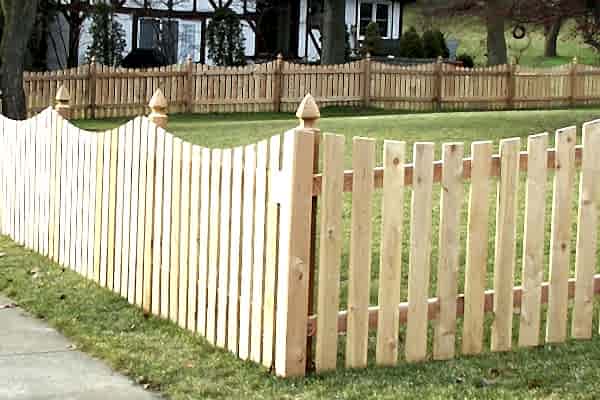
[
  {"xmin": 1, "ymin": 95, "xmax": 600, "ymax": 378},
  {"xmin": 23, "ymin": 57, "xmax": 600, "ymax": 119}
]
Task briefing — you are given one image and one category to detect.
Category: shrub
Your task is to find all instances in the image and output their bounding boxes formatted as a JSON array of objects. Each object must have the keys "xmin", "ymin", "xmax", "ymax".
[
  {"xmin": 433, "ymin": 29, "xmax": 450, "ymax": 58},
  {"xmin": 457, "ymin": 53, "xmax": 475, "ymax": 68},
  {"xmin": 86, "ymin": 3, "xmax": 126, "ymax": 66},
  {"xmin": 361, "ymin": 22, "xmax": 381, "ymax": 56},
  {"xmin": 206, "ymin": 7, "xmax": 246, "ymax": 66},
  {"xmin": 399, "ymin": 27, "xmax": 424, "ymax": 58},
  {"xmin": 422, "ymin": 30, "xmax": 440, "ymax": 58}
]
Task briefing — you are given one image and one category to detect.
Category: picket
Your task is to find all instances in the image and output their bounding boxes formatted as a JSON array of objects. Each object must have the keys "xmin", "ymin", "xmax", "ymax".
[
  {"xmin": 405, "ymin": 143, "xmax": 435, "ymax": 362},
  {"xmin": 315, "ymin": 134, "xmax": 345, "ymax": 372},
  {"xmin": 187, "ymin": 145, "xmax": 202, "ymax": 330},
  {"xmin": 461, "ymin": 141, "xmax": 493, "ymax": 355},
  {"xmin": 206, "ymin": 149, "xmax": 222, "ymax": 344},
  {"xmin": 546, "ymin": 127, "xmax": 576, "ymax": 343},
  {"xmin": 433, "ymin": 143, "xmax": 464, "ymax": 360},
  {"xmin": 346, "ymin": 137, "xmax": 376, "ymax": 369},
  {"xmin": 169, "ymin": 138, "xmax": 183, "ymax": 321},
  {"xmin": 197, "ymin": 148, "xmax": 212, "ymax": 336},
  {"xmin": 217, "ymin": 149, "xmax": 233, "ymax": 348},
  {"xmin": 491, "ymin": 138, "xmax": 520, "ymax": 352},
  {"xmin": 178, "ymin": 142, "xmax": 192, "ymax": 328},
  {"xmin": 518, "ymin": 133, "xmax": 548, "ymax": 347}
]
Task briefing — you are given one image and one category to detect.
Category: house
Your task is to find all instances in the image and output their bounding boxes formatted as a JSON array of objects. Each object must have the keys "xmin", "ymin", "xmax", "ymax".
[{"xmin": 46, "ymin": 0, "xmax": 416, "ymax": 69}]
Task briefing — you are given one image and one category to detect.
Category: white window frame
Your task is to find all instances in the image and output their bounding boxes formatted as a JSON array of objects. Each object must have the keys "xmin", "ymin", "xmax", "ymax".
[{"xmin": 357, "ymin": 0, "xmax": 393, "ymax": 40}]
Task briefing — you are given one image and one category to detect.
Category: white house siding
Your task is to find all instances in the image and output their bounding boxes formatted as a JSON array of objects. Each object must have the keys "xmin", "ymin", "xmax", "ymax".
[{"xmin": 299, "ymin": 0, "xmax": 403, "ymax": 62}]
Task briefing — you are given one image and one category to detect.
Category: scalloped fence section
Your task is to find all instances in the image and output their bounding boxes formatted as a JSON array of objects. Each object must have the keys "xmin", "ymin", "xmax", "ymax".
[
  {"xmin": 23, "ymin": 59, "xmax": 600, "ymax": 118},
  {"xmin": 0, "ymin": 108, "xmax": 317, "ymax": 378},
  {"xmin": 3, "ymin": 109, "xmax": 600, "ymax": 379}
]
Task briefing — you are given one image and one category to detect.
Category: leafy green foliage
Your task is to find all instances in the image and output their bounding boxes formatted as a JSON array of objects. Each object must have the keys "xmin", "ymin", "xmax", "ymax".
[
  {"xmin": 206, "ymin": 7, "xmax": 246, "ymax": 67},
  {"xmin": 399, "ymin": 27, "xmax": 424, "ymax": 58},
  {"xmin": 361, "ymin": 22, "xmax": 382, "ymax": 56},
  {"xmin": 85, "ymin": 3, "xmax": 126, "ymax": 67},
  {"xmin": 434, "ymin": 29, "xmax": 450, "ymax": 58}
]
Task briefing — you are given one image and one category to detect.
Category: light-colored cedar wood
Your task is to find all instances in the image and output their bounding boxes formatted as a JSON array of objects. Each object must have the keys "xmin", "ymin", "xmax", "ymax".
[
  {"xmin": 433, "ymin": 142, "xmax": 464, "ymax": 360},
  {"xmin": 374, "ymin": 140, "xmax": 405, "ymax": 367},
  {"xmin": 461, "ymin": 141, "xmax": 493, "ymax": 355},
  {"xmin": 274, "ymin": 128, "xmax": 316, "ymax": 378},
  {"xmin": 197, "ymin": 148, "xmax": 212, "ymax": 336},
  {"xmin": 572, "ymin": 121, "xmax": 600, "ymax": 339},
  {"xmin": 346, "ymin": 137, "xmax": 376, "ymax": 369},
  {"xmin": 227, "ymin": 147, "xmax": 244, "ymax": 353},
  {"xmin": 169, "ymin": 138, "xmax": 183, "ymax": 321},
  {"xmin": 119, "ymin": 121, "xmax": 134, "ymax": 297},
  {"xmin": 187, "ymin": 145, "xmax": 202, "ymax": 330},
  {"xmin": 178, "ymin": 142, "xmax": 192, "ymax": 328},
  {"xmin": 128, "ymin": 118, "xmax": 142, "ymax": 303},
  {"xmin": 262, "ymin": 135, "xmax": 282, "ymax": 368},
  {"xmin": 546, "ymin": 127, "xmax": 576, "ymax": 343},
  {"xmin": 206, "ymin": 148, "xmax": 222, "ymax": 344},
  {"xmin": 161, "ymin": 133, "xmax": 174, "ymax": 319},
  {"xmin": 315, "ymin": 133, "xmax": 346, "ymax": 372},
  {"xmin": 216, "ymin": 149, "xmax": 233, "ymax": 348},
  {"xmin": 151, "ymin": 128, "xmax": 166, "ymax": 316},
  {"xmin": 405, "ymin": 142, "xmax": 435, "ymax": 363},
  {"xmin": 142, "ymin": 123, "xmax": 157, "ymax": 312},
  {"xmin": 518, "ymin": 133, "xmax": 548, "ymax": 347},
  {"xmin": 99, "ymin": 130, "xmax": 111, "ymax": 286},
  {"xmin": 92, "ymin": 132, "xmax": 105, "ymax": 282},
  {"xmin": 106, "ymin": 129, "xmax": 119, "ymax": 290},
  {"xmin": 135, "ymin": 119, "xmax": 149, "ymax": 307},
  {"xmin": 239, "ymin": 144, "xmax": 256, "ymax": 360},
  {"xmin": 75, "ymin": 130, "xmax": 85, "ymax": 273},
  {"xmin": 491, "ymin": 138, "xmax": 520, "ymax": 352},
  {"xmin": 250, "ymin": 140, "xmax": 269, "ymax": 362}
]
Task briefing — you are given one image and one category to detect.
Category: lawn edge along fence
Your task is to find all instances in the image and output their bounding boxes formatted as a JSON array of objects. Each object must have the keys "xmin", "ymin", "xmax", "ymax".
[
  {"xmin": 1, "ymin": 90, "xmax": 600, "ymax": 378},
  {"xmin": 23, "ymin": 55, "xmax": 600, "ymax": 119}
]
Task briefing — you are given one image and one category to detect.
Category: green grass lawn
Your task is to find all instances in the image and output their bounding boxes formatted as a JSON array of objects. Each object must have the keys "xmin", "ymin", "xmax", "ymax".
[
  {"xmin": 402, "ymin": 5, "xmax": 599, "ymax": 67},
  {"xmin": 4, "ymin": 107, "xmax": 600, "ymax": 399}
]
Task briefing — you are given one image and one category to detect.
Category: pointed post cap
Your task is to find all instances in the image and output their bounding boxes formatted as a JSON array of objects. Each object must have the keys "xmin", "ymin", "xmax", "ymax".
[
  {"xmin": 296, "ymin": 93, "xmax": 320, "ymax": 129},
  {"xmin": 148, "ymin": 89, "xmax": 168, "ymax": 128},
  {"xmin": 54, "ymin": 85, "xmax": 71, "ymax": 119},
  {"xmin": 55, "ymin": 85, "xmax": 70, "ymax": 103},
  {"xmin": 149, "ymin": 89, "xmax": 168, "ymax": 110}
]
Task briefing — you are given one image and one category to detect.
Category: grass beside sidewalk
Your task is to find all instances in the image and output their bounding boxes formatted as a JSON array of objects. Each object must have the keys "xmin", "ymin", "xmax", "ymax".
[{"xmin": 2, "ymin": 235, "xmax": 600, "ymax": 399}]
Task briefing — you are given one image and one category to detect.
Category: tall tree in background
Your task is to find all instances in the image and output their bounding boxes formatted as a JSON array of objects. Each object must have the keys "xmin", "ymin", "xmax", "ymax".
[
  {"xmin": 321, "ymin": 0, "xmax": 346, "ymax": 64},
  {"xmin": 485, "ymin": 0, "xmax": 509, "ymax": 65},
  {"xmin": 0, "ymin": 0, "xmax": 39, "ymax": 119},
  {"xmin": 86, "ymin": 3, "xmax": 126, "ymax": 66}
]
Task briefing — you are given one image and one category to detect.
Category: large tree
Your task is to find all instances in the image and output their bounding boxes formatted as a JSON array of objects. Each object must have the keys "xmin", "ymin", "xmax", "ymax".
[
  {"xmin": 321, "ymin": 0, "xmax": 346, "ymax": 64},
  {"xmin": 1, "ymin": 0, "xmax": 40, "ymax": 119}
]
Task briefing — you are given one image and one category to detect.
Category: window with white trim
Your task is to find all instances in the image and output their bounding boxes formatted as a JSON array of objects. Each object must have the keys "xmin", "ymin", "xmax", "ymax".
[{"xmin": 358, "ymin": 1, "xmax": 392, "ymax": 39}]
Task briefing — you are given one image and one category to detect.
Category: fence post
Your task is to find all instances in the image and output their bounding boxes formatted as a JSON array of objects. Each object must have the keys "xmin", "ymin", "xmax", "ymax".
[
  {"xmin": 274, "ymin": 95, "xmax": 317, "ymax": 377},
  {"xmin": 570, "ymin": 56, "xmax": 578, "ymax": 107},
  {"xmin": 273, "ymin": 53, "xmax": 284, "ymax": 112},
  {"xmin": 186, "ymin": 55, "xmax": 194, "ymax": 113},
  {"xmin": 296, "ymin": 94, "xmax": 321, "ymax": 373},
  {"xmin": 88, "ymin": 57, "xmax": 97, "ymax": 119},
  {"xmin": 55, "ymin": 85, "xmax": 71, "ymax": 120},
  {"xmin": 507, "ymin": 58, "xmax": 516, "ymax": 110},
  {"xmin": 435, "ymin": 56, "xmax": 443, "ymax": 111},
  {"xmin": 148, "ymin": 89, "xmax": 168, "ymax": 129},
  {"xmin": 363, "ymin": 53, "xmax": 372, "ymax": 108}
]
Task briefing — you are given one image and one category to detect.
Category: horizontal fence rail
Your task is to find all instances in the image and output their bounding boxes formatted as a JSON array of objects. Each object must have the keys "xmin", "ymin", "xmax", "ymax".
[{"xmin": 23, "ymin": 58, "xmax": 600, "ymax": 119}]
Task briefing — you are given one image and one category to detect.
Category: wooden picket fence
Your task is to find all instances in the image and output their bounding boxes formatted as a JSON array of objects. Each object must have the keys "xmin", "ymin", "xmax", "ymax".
[
  {"xmin": 24, "ymin": 57, "xmax": 600, "ymax": 119},
  {"xmin": 2, "ymin": 93, "xmax": 600, "ymax": 378}
]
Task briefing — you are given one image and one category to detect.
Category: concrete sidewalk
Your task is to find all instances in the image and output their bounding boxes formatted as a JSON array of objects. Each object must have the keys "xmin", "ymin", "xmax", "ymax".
[{"xmin": 0, "ymin": 294, "xmax": 160, "ymax": 400}]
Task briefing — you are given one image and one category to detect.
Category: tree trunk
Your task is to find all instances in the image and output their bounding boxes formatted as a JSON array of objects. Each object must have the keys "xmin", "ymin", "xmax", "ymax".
[
  {"xmin": 544, "ymin": 18, "xmax": 562, "ymax": 58},
  {"xmin": 485, "ymin": 0, "xmax": 508, "ymax": 66},
  {"xmin": 321, "ymin": 0, "xmax": 346, "ymax": 65},
  {"xmin": 1, "ymin": 0, "xmax": 40, "ymax": 119}
]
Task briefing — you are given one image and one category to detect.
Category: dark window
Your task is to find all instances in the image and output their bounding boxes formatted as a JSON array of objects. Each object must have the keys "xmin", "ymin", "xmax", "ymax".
[
  {"xmin": 376, "ymin": 4, "xmax": 389, "ymax": 37},
  {"xmin": 359, "ymin": 3, "xmax": 373, "ymax": 36}
]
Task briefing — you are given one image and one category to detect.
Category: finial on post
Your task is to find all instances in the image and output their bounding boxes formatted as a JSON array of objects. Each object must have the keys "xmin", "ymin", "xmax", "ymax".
[
  {"xmin": 572, "ymin": 56, "xmax": 578, "ymax": 65},
  {"xmin": 296, "ymin": 93, "xmax": 320, "ymax": 129},
  {"xmin": 55, "ymin": 85, "xmax": 71, "ymax": 119},
  {"xmin": 148, "ymin": 89, "xmax": 168, "ymax": 129}
]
